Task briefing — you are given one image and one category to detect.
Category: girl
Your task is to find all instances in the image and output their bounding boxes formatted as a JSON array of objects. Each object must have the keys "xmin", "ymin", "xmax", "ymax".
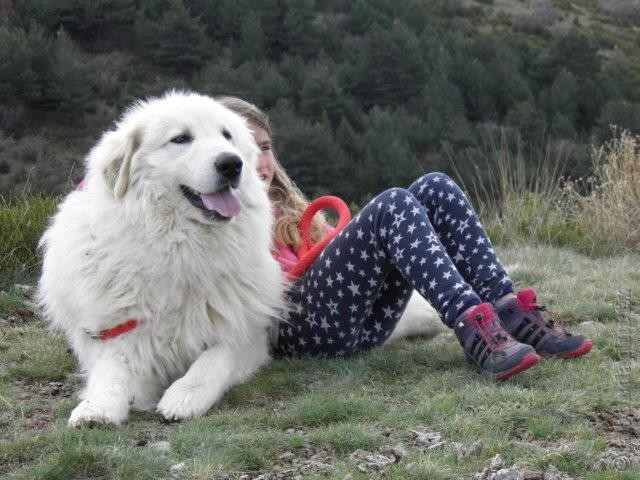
[{"xmin": 218, "ymin": 96, "xmax": 592, "ymax": 381}]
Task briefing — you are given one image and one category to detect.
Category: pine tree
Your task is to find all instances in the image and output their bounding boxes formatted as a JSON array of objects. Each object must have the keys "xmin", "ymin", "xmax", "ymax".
[
  {"xmin": 343, "ymin": 21, "xmax": 425, "ymax": 109},
  {"xmin": 55, "ymin": 0, "xmax": 136, "ymax": 42},
  {"xmin": 136, "ymin": 0, "xmax": 212, "ymax": 73},
  {"xmin": 234, "ymin": 11, "xmax": 267, "ymax": 64}
]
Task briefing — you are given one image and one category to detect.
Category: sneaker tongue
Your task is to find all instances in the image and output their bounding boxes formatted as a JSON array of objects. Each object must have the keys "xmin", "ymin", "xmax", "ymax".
[
  {"xmin": 517, "ymin": 288, "xmax": 537, "ymax": 310},
  {"xmin": 199, "ymin": 188, "xmax": 242, "ymax": 218},
  {"xmin": 469, "ymin": 303, "xmax": 496, "ymax": 328}
]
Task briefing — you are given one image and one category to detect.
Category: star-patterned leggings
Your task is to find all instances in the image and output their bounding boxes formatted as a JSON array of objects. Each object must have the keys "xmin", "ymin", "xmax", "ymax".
[{"xmin": 276, "ymin": 172, "xmax": 514, "ymax": 357}]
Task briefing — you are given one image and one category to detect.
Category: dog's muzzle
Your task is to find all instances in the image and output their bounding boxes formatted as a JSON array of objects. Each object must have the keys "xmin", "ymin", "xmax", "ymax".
[{"xmin": 215, "ymin": 153, "xmax": 242, "ymax": 189}]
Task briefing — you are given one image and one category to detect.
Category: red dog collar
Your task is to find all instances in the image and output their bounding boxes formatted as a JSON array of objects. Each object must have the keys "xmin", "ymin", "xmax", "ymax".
[{"xmin": 86, "ymin": 319, "xmax": 144, "ymax": 340}]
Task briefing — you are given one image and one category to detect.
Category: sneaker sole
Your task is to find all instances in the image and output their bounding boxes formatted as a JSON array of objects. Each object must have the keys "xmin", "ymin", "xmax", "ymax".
[
  {"xmin": 539, "ymin": 339, "xmax": 593, "ymax": 360},
  {"xmin": 495, "ymin": 352, "xmax": 541, "ymax": 381}
]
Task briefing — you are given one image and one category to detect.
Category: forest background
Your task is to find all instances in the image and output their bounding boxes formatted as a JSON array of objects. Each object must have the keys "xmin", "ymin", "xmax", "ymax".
[{"xmin": 1, "ymin": 0, "xmax": 640, "ymax": 204}]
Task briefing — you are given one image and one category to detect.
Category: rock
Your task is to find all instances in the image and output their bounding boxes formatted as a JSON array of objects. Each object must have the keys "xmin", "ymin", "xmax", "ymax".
[
  {"xmin": 450, "ymin": 440, "xmax": 483, "ymax": 461},
  {"xmin": 379, "ymin": 443, "xmax": 408, "ymax": 460},
  {"xmin": 521, "ymin": 469, "xmax": 543, "ymax": 480},
  {"xmin": 342, "ymin": 475, "xmax": 353, "ymax": 480},
  {"xmin": 594, "ymin": 443, "xmax": 640, "ymax": 470},
  {"xmin": 493, "ymin": 468, "xmax": 524, "ymax": 480},
  {"xmin": 472, "ymin": 454, "xmax": 520, "ymax": 480},
  {"xmin": 349, "ymin": 449, "xmax": 395, "ymax": 472},
  {"xmin": 278, "ymin": 451, "xmax": 295, "ymax": 462},
  {"xmin": 148, "ymin": 440, "xmax": 171, "ymax": 454},
  {"xmin": 543, "ymin": 465, "xmax": 573, "ymax": 480},
  {"xmin": 577, "ymin": 321, "xmax": 596, "ymax": 330},
  {"xmin": 0, "ymin": 291, "xmax": 6, "ymax": 300},
  {"xmin": 14, "ymin": 284, "xmax": 35, "ymax": 298},
  {"xmin": 490, "ymin": 454, "xmax": 506, "ymax": 470},
  {"xmin": 408, "ymin": 428, "xmax": 446, "ymax": 449},
  {"xmin": 168, "ymin": 461, "xmax": 186, "ymax": 478}
]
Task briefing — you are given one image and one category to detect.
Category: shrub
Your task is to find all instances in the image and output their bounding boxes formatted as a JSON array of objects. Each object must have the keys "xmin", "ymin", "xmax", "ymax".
[
  {"xmin": 511, "ymin": 0, "xmax": 560, "ymax": 33},
  {"xmin": 454, "ymin": 131, "xmax": 569, "ymax": 244},
  {"xmin": 453, "ymin": 129, "xmax": 620, "ymax": 256},
  {"xmin": 564, "ymin": 129, "xmax": 640, "ymax": 252}
]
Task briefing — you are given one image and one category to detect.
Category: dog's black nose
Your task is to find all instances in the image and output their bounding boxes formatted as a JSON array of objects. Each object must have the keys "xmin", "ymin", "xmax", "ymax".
[{"xmin": 215, "ymin": 153, "xmax": 243, "ymax": 185}]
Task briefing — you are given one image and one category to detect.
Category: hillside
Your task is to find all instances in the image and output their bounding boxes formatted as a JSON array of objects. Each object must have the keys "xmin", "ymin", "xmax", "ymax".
[{"xmin": 1, "ymin": 0, "xmax": 639, "ymax": 203}]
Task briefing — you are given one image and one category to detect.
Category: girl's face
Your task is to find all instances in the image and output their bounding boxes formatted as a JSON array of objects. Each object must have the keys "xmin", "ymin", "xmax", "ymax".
[{"xmin": 250, "ymin": 122, "xmax": 275, "ymax": 186}]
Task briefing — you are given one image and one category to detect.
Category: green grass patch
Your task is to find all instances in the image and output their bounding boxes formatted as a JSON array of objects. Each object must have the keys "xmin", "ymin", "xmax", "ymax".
[
  {"xmin": 0, "ymin": 194, "xmax": 57, "ymax": 287},
  {"xmin": 1, "ymin": 242, "xmax": 639, "ymax": 477},
  {"xmin": 3, "ymin": 323, "xmax": 75, "ymax": 382}
]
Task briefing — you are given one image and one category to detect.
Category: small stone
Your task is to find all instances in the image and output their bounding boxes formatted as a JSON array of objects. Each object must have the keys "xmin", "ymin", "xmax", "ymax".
[
  {"xmin": 149, "ymin": 440, "xmax": 171, "ymax": 454},
  {"xmin": 379, "ymin": 443, "xmax": 408, "ymax": 460},
  {"xmin": 543, "ymin": 464, "xmax": 573, "ymax": 480},
  {"xmin": 14, "ymin": 284, "xmax": 35, "ymax": 298},
  {"xmin": 408, "ymin": 428, "xmax": 445, "ymax": 449},
  {"xmin": 522, "ymin": 469, "xmax": 543, "ymax": 480},
  {"xmin": 349, "ymin": 449, "xmax": 395, "ymax": 472},
  {"xmin": 490, "ymin": 454, "xmax": 506, "ymax": 470},
  {"xmin": 278, "ymin": 451, "xmax": 295, "ymax": 462},
  {"xmin": 0, "ymin": 291, "xmax": 6, "ymax": 300},
  {"xmin": 168, "ymin": 461, "xmax": 186, "ymax": 478},
  {"xmin": 450, "ymin": 440, "xmax": 483, "ymax": 461},
  {"xmin": 577, "ymin": 321, "xmax": 596, "ymax": 330},
  {"xmin": 342, "ymin": 475, "xmax": 353, "ymax": 480},
  {"xmin": 493, "ymin": 468, "xmax": 524, "ymax": 480}
]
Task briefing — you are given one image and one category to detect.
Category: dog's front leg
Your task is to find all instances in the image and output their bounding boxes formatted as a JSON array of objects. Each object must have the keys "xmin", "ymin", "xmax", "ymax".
[
  {"xmin": 157, "ymin": 332, "xmax": 270, "ymax": 421},
  {"xmin": 68, "ymin": 349, "xmax": 132, "ymax": 427}
]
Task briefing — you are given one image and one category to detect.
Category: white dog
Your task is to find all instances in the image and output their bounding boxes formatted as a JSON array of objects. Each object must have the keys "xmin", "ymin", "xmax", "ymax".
[
  {"xmin": 38, "ymin": 92, "xmax": 285, "ymax": 426},
  {"xmin": 38, "ymin": 91, "xmax": 444, "ymax": 427}
]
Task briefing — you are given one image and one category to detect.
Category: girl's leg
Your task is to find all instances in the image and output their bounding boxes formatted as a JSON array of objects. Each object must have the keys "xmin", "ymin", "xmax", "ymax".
[
  {"xmin": 407, "ymin": 173, "xmax": 591, "ymax": 360},
  {"xmin": 278, "ymin": 187, "xmax": 484, "ymax": 357},
  {"xmin": 407, "ymin": 173, "xmax": 514, "ymax": 303}
]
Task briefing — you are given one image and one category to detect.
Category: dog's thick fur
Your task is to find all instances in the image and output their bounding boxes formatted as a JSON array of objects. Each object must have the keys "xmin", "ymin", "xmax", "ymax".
[
  {"xmin": 38, "ymin": 91, "xmax": 444, "ymax": 427},
  {"xmin": 38, "ymin": 92, "xmax": 285, "ymax": 426}
]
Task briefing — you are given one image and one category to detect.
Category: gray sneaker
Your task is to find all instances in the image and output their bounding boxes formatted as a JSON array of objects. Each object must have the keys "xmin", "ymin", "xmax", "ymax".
[
  {"xmin": 495, "ymin": 289, "xmax": 593, "ymax": 359},
  {"xmin": 454, "ymin": 302, "xmax": 541, "ymax": 380}
]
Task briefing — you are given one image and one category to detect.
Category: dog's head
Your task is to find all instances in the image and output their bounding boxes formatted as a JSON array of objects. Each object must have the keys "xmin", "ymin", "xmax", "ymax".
[{"xmin": 87, "ymin": 91, "xmax": 264, "ymax": 225}]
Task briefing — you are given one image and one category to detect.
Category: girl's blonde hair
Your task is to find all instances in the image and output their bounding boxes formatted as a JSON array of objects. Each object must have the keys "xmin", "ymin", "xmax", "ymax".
[{"xmin": 216, "ymin": 96, "xmax": 327, "ymax": 251}]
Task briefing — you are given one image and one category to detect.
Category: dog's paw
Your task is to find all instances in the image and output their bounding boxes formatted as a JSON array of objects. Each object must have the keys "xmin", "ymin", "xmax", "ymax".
[
  {"xmin": 157, "ymin": 379, "xmax": 214, "ymax": 421},
  {"xmin": 68, "ymin": 399, "xmax": 127, "ymax": 428}
]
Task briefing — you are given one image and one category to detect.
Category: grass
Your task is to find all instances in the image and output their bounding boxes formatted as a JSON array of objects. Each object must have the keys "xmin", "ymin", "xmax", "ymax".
[
  {"xmin": 454, "ymin": 129, "xmax": 640, "ymax": 257},
  {"xmin": 0, "ymin": 194, "xmax": 57, "ymax": 288},
  {"xmin": 1, "ymin": 245, "xmax": 639, "ymax": 479},
  {"xmin": 1, "ymin": 128, "xmax": 639, "ymax": 477}
]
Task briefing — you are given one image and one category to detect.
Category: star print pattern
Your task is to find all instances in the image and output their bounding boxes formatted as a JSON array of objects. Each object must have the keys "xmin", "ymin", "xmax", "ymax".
[
  {"xmin": 407, "ymin": 173, "xmax": 513, "ymax": 304},
  {"xmin": 276, "ymin": 172, "xmax": 513, "ymax": 358}
]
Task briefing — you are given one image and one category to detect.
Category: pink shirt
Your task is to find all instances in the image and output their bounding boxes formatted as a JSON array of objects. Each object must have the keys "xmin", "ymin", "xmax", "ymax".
[
  {"xmin": 271, "ymin": 206, "xmax": 334, "ymax": 275},
  {"xmin": 272, "ymin": 238, "xmax": 299, "ymax": 275}
]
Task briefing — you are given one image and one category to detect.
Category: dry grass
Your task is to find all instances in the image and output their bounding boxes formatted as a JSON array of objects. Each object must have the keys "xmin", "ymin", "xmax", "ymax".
[
  {"xmin": 565, "ymin": 128, "xmax": 640, "ymax": 252},
  {"xmin": 455, "ymin": 128, "xmax": 640, "ymax": 256}
]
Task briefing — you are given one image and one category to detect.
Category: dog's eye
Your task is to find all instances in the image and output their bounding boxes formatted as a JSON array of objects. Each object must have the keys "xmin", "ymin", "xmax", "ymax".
[
  {"xmin": 222, "ymin": 129, "xmax": 232, "ymax": 141},
  {"xmin": 170, "ymin": 133, "xmax": 193, "ymax": 144}
]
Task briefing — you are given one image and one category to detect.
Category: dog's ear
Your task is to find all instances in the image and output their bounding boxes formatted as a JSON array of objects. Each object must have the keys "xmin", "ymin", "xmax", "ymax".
[{"xmin": 103, "ymin": 129, "xmax": 141, "ymax": 199}]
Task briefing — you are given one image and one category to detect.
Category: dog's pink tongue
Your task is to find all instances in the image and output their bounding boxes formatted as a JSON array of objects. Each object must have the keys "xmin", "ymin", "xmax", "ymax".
[{"xmin": 200, "ymin": 189, "xmax": 242, "ymax": 218}]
